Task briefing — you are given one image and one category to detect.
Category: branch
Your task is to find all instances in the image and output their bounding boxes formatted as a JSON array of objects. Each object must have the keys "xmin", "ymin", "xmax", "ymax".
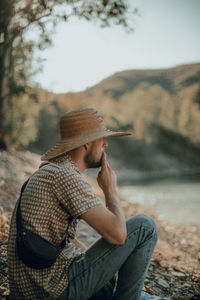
[{"xmin": 20, "ymin": 11, "xmax": 52, "ymax": 32}]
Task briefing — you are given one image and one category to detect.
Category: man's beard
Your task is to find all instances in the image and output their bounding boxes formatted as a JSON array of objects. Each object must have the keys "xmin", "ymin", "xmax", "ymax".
[{"xmin": 84, "ymin": 151, "xmax": 103, "ymax": 168}]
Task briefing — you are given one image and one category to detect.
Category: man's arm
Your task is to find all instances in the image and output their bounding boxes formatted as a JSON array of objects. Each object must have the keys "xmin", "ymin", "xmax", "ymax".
[{"xmin": 81, "ymin": 153, "xmax": 127, "ymax": 245}]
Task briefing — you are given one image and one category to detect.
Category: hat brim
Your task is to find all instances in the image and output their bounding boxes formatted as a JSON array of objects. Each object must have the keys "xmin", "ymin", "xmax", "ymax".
[{"xmin": 41, "ymin": 130, "xmax": 132, "ymax": 161}]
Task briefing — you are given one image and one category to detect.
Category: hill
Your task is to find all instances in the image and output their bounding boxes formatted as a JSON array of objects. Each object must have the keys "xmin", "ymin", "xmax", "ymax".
[
  {"xmin": 4, "ymin": 63, "xmax": 200, "ymax": 182},
  {"xmin": 28, "ymin": 63, "xmax": 200, "ymax": 183},
  {"xmin": 56, "ymin": 62, "xmax": 200, "ymax": 146}
]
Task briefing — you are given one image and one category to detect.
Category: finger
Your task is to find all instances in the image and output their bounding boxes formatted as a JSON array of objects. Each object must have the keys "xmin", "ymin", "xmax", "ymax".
[
  {"xmin": 101, "ymin": 152, "xmax": 107, "ymax": 169},
  {"xmin": 107, "ymin": 160, "xmax": 111, "ymax": 168},
  {"xmin": 105, "ymin": 156, "xmax": 111, "ymax": 169}
]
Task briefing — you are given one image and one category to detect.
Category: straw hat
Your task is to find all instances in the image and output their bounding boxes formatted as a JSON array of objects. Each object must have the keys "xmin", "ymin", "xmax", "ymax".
[{"xmin": 41, "ymin": 108, "xmax": 132, "ymax": 161}]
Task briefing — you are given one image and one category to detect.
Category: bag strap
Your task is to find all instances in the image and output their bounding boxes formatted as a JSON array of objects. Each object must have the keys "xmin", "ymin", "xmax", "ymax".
[
  {"xmin": 16, "ymin": 179, "xmax": 30, "ymax": 233},
  {"xmin": 16, "ymin": 178, "xmax": 66, "ymax": 249}
]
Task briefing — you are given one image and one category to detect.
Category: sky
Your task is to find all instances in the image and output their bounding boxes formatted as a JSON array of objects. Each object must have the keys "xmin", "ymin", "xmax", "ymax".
[{"xmin": 33, "ymin": 0, "xmax": 200, "ymax": 94}]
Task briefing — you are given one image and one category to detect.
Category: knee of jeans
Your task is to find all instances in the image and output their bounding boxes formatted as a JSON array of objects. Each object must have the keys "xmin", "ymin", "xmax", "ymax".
[{"xmin": 127, "ymin": 214, "xmax": 158, "ymax": 238}]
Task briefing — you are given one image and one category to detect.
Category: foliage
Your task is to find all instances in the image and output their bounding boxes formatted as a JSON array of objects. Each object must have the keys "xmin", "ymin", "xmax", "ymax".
[
  {"xmin": 28, "ymin": 103, "xmax": 62, "ymax": 154},
  {"xmin": 0, "ymin": 0, "xmax": 136, "ymax": 149},
  {"xmin": 4, "ymin": 90, "xmax": 40, "ymax": 148}
]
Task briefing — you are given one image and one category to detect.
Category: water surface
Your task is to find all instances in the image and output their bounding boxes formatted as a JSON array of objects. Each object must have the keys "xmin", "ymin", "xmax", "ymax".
[{"xmin": 120, "ymin": 178, "xmax": 200, "ymax": 228}]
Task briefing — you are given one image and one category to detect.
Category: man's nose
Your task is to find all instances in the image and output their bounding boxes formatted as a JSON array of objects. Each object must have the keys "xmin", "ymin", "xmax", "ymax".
[{"xmin": 103, "ymin": 139, "xmax": 108, "ymax": 148}]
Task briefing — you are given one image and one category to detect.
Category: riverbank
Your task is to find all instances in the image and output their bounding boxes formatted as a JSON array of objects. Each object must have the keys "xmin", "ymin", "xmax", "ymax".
[{"xmin": 0, "ymin": 150, "xmax": 200, "ymax": 299}]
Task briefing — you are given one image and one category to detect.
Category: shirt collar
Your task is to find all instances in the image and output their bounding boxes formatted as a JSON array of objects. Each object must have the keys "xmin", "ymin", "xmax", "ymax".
[{"xmin": 40, "ymin": 154, "xmax": 80, "ymax": 173}]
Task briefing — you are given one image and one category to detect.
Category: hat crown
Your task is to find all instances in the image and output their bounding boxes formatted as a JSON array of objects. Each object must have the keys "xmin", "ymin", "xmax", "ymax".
[{"xmin": 60, "ymin": 108, "xmax": 105, "ymax": 139}]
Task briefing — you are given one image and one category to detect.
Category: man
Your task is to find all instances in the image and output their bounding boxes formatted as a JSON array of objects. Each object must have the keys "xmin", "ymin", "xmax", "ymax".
[{"xmin": 8, "ymin": 108, "xmax": 170, "ymax": 300}]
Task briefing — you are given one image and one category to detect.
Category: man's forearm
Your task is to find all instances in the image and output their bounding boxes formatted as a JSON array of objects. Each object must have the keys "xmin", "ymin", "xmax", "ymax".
[{"xmin": 104, "ymin": 188, "xmax": 126, "ymax": 224}]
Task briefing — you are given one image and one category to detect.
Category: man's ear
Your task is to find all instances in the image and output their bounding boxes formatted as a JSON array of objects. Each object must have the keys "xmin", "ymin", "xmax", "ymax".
[{"xmin": 83, "ymin": 142, "xmax": 91, "ymax": 151}]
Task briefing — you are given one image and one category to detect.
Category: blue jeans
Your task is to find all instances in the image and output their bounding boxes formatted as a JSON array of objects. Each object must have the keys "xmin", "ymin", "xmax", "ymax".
[{"xmin": 57, "ymin": 214, "xmax": 158, "ymax": 300}]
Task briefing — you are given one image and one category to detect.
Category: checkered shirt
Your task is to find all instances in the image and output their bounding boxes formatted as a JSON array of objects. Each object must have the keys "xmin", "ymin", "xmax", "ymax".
[{"xmin": 7, "ymin": 154, "xmax": 101, "ymax": 299}]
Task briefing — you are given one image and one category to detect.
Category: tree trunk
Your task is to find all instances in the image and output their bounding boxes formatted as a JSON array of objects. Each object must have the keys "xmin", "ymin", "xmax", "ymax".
[{"xmin": 0, "ymin": 44, "xmax": 11, "ymax": 150}]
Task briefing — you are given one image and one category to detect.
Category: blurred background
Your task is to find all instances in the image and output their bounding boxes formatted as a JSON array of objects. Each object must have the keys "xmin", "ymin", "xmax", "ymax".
[{"xmin": 0, "ymin": 0, "xmax": 200, "ymax": 227}]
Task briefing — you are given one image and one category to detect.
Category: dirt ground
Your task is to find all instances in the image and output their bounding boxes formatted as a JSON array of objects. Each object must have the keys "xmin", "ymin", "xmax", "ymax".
[{"xmin": 0, "ymin": 150, "xmax": 199, "ymax": 299}]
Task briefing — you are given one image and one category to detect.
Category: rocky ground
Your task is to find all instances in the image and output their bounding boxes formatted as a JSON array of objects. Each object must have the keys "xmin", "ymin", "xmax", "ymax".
[{"xmin": 0, "ymin": 150, "xmax": 200, "ymax": 299}]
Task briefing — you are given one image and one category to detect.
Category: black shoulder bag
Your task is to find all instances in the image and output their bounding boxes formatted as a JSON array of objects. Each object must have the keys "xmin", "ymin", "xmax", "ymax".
[{"xmin": 16, "ymin": 179, "xmax": 66, "ymax": 269}]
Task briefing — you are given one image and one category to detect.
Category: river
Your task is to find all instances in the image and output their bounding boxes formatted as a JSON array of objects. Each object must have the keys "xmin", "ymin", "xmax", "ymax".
[{"xmin": 119, "ymin": 178, "xmax": 200, "ymax": 228}]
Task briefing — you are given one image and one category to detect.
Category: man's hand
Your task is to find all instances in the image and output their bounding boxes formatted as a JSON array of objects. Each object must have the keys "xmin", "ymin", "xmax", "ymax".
[
  {"xmin": 97, "ymin": 152, "xmax": 117, "ymax": 193},
  {"xmin": 81, "ymin": 152, "xmax": 127, "ymax": 245}
]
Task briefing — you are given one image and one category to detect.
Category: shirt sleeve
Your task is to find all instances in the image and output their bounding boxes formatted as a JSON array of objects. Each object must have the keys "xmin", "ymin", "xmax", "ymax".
[{"xmin": 53, "ymin": 167, "xmax": 102, "ymax": 218}]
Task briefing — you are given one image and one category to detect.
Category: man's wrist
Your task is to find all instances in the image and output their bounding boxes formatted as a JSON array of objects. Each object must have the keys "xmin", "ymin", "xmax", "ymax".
[{"xmin": 104, "ymin": 186, "xmax": 118, "ymax": 199}]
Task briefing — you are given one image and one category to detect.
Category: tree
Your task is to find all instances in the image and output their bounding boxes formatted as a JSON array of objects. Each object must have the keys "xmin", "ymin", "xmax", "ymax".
[{"xmin": 0, "ymin": 0, "xmax": 137, "ymax": 149}]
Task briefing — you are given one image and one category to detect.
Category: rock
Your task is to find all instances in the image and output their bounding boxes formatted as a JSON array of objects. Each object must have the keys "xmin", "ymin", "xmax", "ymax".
[
  {"xmin": 157, "ymin": 278, "xmax": 170, "ymax": 288},
  {"xmin": 172, "ymin": 270, "xmax": 186, "ymax": 277}
]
